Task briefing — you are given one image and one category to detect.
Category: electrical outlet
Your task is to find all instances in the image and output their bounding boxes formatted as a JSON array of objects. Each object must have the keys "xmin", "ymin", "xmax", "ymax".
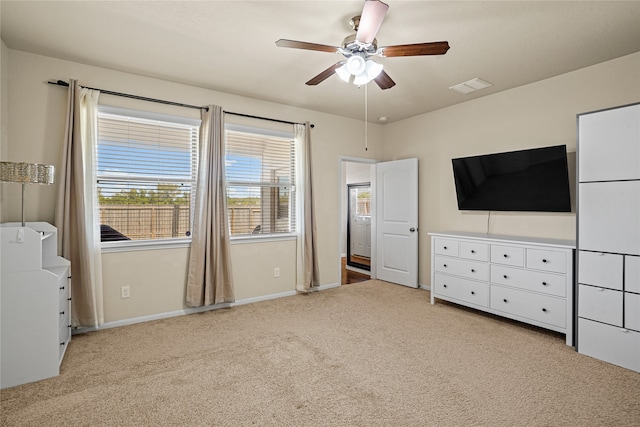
[
  {"xmin": 274, "ymin": 267, "xmax": 280, "ymax": 278},
  {"xmin": 121, "ymin": 285, "xmax": 131, "ymax": 299}
]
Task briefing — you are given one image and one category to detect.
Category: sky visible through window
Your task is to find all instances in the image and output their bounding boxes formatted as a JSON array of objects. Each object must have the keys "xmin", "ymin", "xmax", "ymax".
[{"xmin": 97, "ymin": 142, "xmax": 262, "ymax": 200}]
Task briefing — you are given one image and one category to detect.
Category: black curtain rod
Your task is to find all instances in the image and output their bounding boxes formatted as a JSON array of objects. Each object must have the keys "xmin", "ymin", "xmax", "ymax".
[
  {"xmin": 47, "ymin": 80, "xmax": 314, "ymax": 128},
  {"xmin": 48, "ymin": 80, "xmax": 205, "ymax": 111},
  {"xmin": 225, "ymin": 111, "xmax": 314, "ymax": 128}
]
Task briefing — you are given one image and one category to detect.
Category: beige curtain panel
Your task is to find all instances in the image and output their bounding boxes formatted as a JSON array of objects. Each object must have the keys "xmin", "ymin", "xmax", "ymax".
[
  {"xmin": 55, "ymin": 79, "xmax": 104, "ymax": 328},
  {"xmin": 295, "ymin": 122, "xmax": 319, "ymax": 292},
  {"xmin": 186, "ymin": 105, "xmax": 235, "ymax": 307}
]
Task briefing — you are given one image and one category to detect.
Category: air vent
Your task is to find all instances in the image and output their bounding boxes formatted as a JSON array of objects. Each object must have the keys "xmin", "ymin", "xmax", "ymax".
[{"xmin": 449, "ymin": 78, "xmax": 493, "ymax": 94}]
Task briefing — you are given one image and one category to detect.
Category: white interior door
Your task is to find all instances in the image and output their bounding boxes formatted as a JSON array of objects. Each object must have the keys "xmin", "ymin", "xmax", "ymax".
[{"xmin": 375, "ymin": 158, "xmax": 419, "ymax": 288}]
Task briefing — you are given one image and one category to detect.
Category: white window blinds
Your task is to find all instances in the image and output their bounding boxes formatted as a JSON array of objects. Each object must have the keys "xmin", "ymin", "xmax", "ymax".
[
  {"xmin": 225, "ymin": 126, "xmax": 296, "ymax": 236},
  {"xmin": 96, "ymin": 108, "xmax": 199, "ymax": 242}
]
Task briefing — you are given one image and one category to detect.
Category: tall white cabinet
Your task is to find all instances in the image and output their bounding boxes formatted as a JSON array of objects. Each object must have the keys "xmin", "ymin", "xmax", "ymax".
[
  {"xmin": 1, "ymin": 222, "xmax": 72, "ymax": 388},
  {"xmin": 577, "ymin": 103, "xmax": 640, "ymax": 372}
]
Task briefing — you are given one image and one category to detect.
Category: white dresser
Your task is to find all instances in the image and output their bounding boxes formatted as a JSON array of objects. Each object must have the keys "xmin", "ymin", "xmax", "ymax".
[
  {"xmin": 577, "ymin": 103, "xmax": 640, "ymax": 372},
  {"xmin": 1, "ymin": 222, "xmax": 72, "ymax": 388},
  {"xmin": 430, "ymin": 232, "xmax": 575, "ymax": 346}
]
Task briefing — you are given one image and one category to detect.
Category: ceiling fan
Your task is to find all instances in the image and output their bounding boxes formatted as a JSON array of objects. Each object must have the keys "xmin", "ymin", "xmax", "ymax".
[{"xmin": 275, "ymin": 0, "xmax": 450, "ymax": 90}]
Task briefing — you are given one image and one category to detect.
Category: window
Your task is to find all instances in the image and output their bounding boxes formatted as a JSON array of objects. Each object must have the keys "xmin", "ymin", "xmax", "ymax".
[
  {"xmin": 96, "ymin": 107, "xmax": 200, "ymax": 244},
  {"xmin": 225, "ymin": 124, "xmax": 296, "ymax": 237}
]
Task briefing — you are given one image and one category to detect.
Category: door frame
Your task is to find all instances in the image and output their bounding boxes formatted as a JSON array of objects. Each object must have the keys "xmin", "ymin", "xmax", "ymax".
[
  {"xmin": 346, "ymin": 182, "xmax": 372, "ymax": 271},
  {"xmin": 338, "ymin": 156, "xmax": 378, "ymax": 285}
]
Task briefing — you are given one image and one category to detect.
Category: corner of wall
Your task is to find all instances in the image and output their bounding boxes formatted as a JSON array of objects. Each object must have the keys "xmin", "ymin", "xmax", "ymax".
[{"xmin": 1, "ymin": 40, "xmax": 10, "ymax": 222}]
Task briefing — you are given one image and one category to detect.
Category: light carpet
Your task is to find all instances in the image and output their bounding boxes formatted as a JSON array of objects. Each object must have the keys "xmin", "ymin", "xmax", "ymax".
[{"xmin": 2, "ymin": 280, "xmax": 639, "ymax": 426}]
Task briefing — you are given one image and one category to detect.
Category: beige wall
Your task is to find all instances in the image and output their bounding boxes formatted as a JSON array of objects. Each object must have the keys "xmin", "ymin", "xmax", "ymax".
[
  {"xmin": 0, "ymin": 40, "xmax": 9, "ymax": 221},
  {"xmin": 2, "ymin": 49, "xmax": 383, "ymax": 323},
  {"xmin": 382, "ymin": 52, "xmax": 640, "ymax": 287}
]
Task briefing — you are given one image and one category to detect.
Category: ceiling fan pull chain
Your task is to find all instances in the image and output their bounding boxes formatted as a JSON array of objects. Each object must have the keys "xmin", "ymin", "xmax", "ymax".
[{"xmin": 364, "ymin": 83, "xmax": 368, "ymax": 151}]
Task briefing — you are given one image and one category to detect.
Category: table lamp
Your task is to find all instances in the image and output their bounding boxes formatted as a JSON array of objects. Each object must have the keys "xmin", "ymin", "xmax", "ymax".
[{"xmin": 0, "ymin": 161, "xmax": 55, "ymax": 226}]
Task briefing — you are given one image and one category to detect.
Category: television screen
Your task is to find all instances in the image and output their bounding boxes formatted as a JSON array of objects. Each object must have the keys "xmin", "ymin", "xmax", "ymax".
[{"xmin": 452, "ymin": 145, "xmax": 572, "ymax": 212}]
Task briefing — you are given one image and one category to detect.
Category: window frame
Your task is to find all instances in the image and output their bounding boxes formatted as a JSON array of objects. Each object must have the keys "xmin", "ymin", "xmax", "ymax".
[
  {"xmin": 224, "ymin": 123, "xmax": 297, "ymax": 241},
  {"xmin": 96, "ymin": 106, "xmax": 201, "ymax": 251}
]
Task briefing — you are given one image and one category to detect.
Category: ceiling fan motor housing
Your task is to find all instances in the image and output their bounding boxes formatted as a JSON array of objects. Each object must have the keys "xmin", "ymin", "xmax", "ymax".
[{"xmin": 341, "ymin": 33, "xmax": 377, "ymax": 57}]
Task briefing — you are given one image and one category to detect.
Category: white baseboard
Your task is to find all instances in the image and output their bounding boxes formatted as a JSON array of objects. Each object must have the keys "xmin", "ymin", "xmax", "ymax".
[{"xmin": 73, "ymin": 286, "xmax": 340, "ymax": 335}]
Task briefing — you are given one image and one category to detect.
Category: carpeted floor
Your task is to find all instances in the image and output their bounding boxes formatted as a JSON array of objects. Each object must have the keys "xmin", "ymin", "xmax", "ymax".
[{"xmin": 2, "ymin": 280, "xmax": 639, "ymax": 426}]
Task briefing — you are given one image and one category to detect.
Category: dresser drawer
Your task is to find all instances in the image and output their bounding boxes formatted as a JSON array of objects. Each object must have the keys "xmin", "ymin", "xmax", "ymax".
[
  {"xmin": 490, "ymin": 285, "xmax": 566, "ymax": 328},
  {"xmin": 626, "ymin": 255, "xmax": 640, "ymax": 294},
  {"xmin": 58, "ymin": 316, "xmax": 70, "ymax": 347},
  {"xmin": 579, "ymin": 251, "xmax": 623, "ymax": 290},
  {"xmin": 434, "ymin": 238, "xmax": 459, "ymax": 257},
  {"xmin": 491, "ymin": 245, "xmax": 524, "ymax": 267},
  {"xmin": 491, "ymin": 265, "xmax": 566, "ymax": 297},
  {"xmin": 578, "ymin": 318, "xmax": 640, "ymax": 372},
  {"xmin": 59, "ymin": 324, "xmax": 70, "ymax": 360},
  {"xmin": 434, "ymin": 273, "xmax": 489, "ymax": 308},
  {"xmin": 491, "ymin": 285, "xmax": 567, "ymax": 328},
  {"xmin": 459, "ymin": 241, "xmax": 489, "ymax": 262},
  {"xmin": 625, "ymin": 293, "xmax": 640, "ymax": 332},
  {"xmin": 58, "ymin": 281, "xmax": 70, "ymax": 308},
  {"xmin": 434, "ymin": 256, "xmax": 489, "ymax": 282},
  {"xmin": 578, "ymin": 284, "xmax": 623, "ymax": 327},
  {"xmin": 526, "ymin": 248, "xmax": 567, "ymax": 274}
]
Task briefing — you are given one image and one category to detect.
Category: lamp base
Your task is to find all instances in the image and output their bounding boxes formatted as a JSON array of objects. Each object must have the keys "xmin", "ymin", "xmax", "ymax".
[{"xmin": 21, "ymin": 183, "xmax": 26, "ymax": 227}]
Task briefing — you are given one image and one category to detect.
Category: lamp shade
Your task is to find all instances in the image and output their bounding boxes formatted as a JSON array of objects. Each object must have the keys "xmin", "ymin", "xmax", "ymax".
[{"xmin": 0, "ymin": 162, "xmax": 55, "ymax": 185}]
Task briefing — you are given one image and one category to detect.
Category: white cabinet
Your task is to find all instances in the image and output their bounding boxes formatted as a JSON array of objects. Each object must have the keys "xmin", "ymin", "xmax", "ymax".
[
  {"xmin": 577, "ymin": 103, "xmax": 640, "ymax": 372},
  {"xmin": 430, "ymin": 232, "xmax": 575, "ymax": 346},
  {"xmin": 578, "ymin": 181, "xmax": 640, "ymax": 255},
  {"xmin": 1, "ymin": 222, "xmax": 71, "ymax": 388},
  {"xmin": 578, "ymin": 103, "xmax": 640, "ymax": 182}
]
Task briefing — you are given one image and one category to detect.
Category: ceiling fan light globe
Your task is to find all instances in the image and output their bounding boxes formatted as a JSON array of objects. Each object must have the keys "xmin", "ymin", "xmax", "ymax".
[
  {"xmin": 335, "ymin": 64, "xmax": 351, "ymax": 82},
  {"xmin": 365, "ymin": 60, "xmax": 383, "ymax": 79},
  {"xmin": 353, "ymin": 72, "xmax": 371, "ymax": 86},
  {"xmin": 346, "ymin": 55, "xmax": 366, "ymax": 75}
]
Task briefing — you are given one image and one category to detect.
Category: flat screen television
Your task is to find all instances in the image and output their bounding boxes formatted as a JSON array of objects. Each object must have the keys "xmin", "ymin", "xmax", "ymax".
[{"xmin": 452, "ymin": 145, "xmax": 572, "ymax": 212}]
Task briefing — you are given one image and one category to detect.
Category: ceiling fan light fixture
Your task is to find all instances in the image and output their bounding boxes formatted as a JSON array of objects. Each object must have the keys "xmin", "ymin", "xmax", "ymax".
[
  {"xmin": 365, "ymin": 60, "xmax": 383, "ymax": 79},
  {"xmin": 346, "ymin": 55, "xmax": 366, "ymax": 75},
  {"xmin": 353, "ymin": 72, "xmax": 371, "ymax": 86},
  {"xmin": 335, "ymin": 64, "xmax": 351, "ymax": 82}
]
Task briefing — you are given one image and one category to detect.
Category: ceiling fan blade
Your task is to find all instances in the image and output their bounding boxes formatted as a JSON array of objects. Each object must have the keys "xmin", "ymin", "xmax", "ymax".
[
  {"xmin": 275, "ymin": 39, "xmax": 339, "ymax": 53},
  {"xmin": 305, "ymin": 62, "xmax": 344, "ymax": 86},
  {"xmin": 379, "ymin": 41, "xmax": 450, "ymax": 57},
  {"xmin": 373, "ymin": 70, "xmax": 395, "ymax": 90},
  {"xmin": 356, "ymin": 0, "xmax": 389, "ymax": 44}
]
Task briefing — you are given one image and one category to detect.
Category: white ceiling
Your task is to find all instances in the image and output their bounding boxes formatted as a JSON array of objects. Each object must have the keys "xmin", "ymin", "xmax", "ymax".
[{"xmin": 2, "ymin": 1, "xmax": 639, "ymax": 124}]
